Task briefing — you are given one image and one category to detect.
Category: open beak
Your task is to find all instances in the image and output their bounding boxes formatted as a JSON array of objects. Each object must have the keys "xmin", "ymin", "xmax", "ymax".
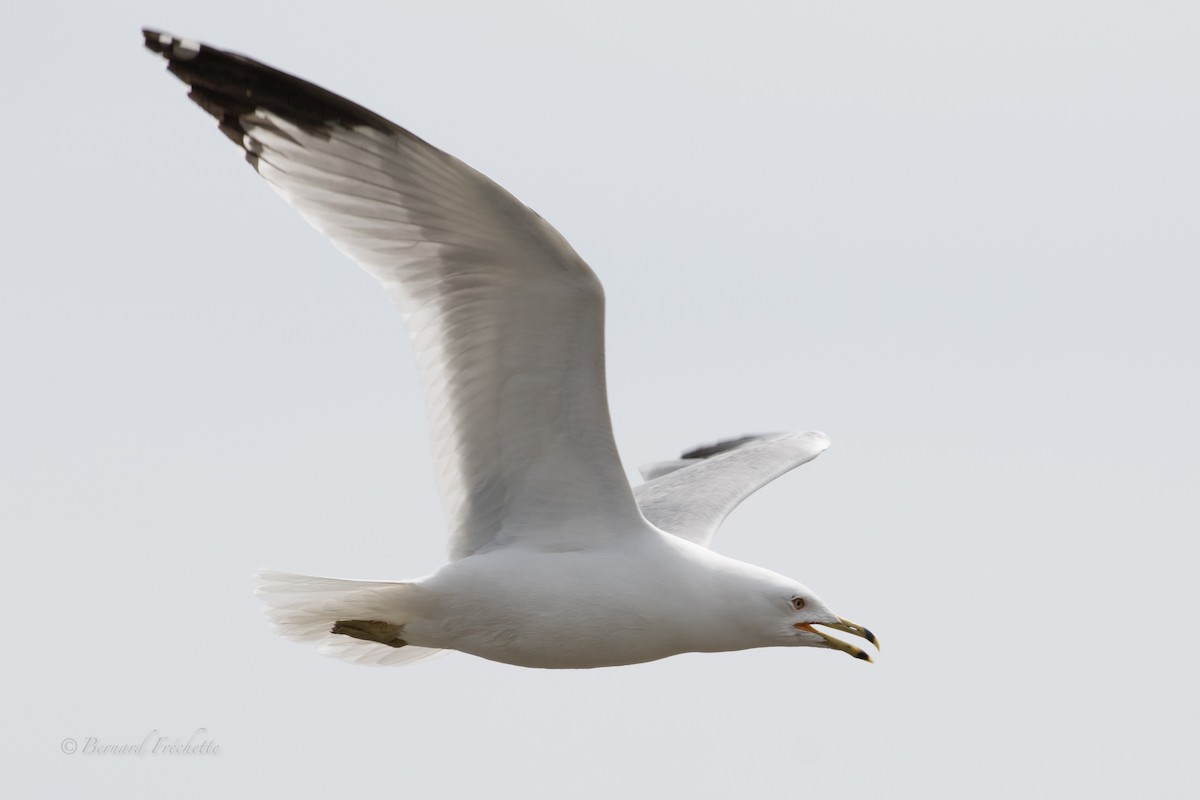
[{"xmin": 794, "ymin": 616, "xmax": 879, "ymax": 662}]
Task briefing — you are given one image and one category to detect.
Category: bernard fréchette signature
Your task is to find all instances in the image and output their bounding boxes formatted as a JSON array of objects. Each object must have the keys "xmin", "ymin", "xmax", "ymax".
[{"xmin": 60, "ymin": 729, "xmax": 219, "ymax": 756}]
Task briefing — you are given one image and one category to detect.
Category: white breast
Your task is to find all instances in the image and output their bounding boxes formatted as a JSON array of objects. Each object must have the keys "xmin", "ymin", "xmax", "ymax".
[{"xmin": 403, "ymin": 531, "xmax": 772, "ymax": 668}]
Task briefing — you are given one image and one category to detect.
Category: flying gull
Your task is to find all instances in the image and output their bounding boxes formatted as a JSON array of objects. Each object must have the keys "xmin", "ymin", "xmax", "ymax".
[{"xmin": 143, "ymin": 30, "xmax": 878, "ymax": 669}]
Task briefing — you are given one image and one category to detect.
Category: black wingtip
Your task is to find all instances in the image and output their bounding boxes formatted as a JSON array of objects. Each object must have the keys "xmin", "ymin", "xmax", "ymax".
[
  {"xmin": 141, "ymin": 29, "xmax": 202, "ymax": 60},
  {"xmin": 680, "ymin": 435, "xmax": 766, "ymax": 460},
  {"xmin": 141, "ymin": 28, "xmax": 165, "ymax": 52},
  {"xmin": 140, "ymin": 27, "xmax": 398, "ymax": 138}
]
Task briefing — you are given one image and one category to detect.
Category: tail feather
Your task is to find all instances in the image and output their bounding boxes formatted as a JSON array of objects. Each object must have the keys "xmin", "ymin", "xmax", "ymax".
[{"xmin": 255, "ymin": 569, "xmax": 443, "ymax": 667}]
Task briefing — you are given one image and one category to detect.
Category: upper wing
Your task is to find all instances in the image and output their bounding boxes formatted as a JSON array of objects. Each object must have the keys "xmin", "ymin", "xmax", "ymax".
[
  {"xmin": 144, "ymin": 31, "xmax": 642, "ymax": 559},
  {"xmin": 634, "ymin": 432, "xmax": 830, "ymax": 548}
]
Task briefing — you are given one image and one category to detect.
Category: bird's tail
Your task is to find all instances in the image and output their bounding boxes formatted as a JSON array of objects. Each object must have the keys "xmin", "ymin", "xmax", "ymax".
[{"xmin": 255, "ymin": 569, "xmax": 443, "ymax": 667}]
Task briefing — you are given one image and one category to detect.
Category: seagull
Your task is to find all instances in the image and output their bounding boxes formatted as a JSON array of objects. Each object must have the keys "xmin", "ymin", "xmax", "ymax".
[{"xmin": 143, "ymin": 29, "xmax": 878, "ymax": 669}]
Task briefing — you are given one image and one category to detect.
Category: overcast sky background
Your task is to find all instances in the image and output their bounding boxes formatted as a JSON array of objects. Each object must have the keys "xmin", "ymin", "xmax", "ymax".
[{"xmin": 3, "ymin": 1, "xmax": 1197, "ymax": 797}]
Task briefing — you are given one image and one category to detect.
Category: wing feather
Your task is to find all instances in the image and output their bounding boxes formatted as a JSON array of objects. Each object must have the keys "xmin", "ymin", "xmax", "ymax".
[
  {"xmin": 145, "ymin": 31, "xmax": 642, "ymax": 558},
  {"xmin": 635, "ymin": 432, "xmax": 831, "ymax": 548}
]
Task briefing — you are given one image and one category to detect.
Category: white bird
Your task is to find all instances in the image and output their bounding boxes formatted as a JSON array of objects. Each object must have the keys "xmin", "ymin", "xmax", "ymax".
[{"xmin": 144, "ymin": 30, "xmax": 877, "ymax": 669}]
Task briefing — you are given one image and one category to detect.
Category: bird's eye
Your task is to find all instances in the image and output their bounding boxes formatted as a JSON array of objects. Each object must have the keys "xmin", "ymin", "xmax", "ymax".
[{"xmin": 792, "ymin": 597, "xmax": 806, "ymax": 611}]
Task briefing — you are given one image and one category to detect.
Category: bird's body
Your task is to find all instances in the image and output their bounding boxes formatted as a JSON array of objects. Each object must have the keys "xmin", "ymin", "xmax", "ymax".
[
  {"xmin": 144, "ymin": 30, "xmax": 877, "ymax": 669},
  {"xmin": 405, "ymin": 529, "xmax": 804, "ymax": 669}
]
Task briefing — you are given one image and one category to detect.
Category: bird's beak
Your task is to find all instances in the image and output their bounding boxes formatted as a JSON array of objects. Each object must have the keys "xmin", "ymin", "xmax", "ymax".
[{"xmin": 794, "ymin": 617, "xmax": 879, "ymax": 662}]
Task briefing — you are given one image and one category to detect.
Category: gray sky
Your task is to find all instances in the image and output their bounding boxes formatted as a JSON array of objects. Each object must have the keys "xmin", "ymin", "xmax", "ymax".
[{"xmin": 4, "ymin": 1, "xmax": 1197, "ymax": 796}]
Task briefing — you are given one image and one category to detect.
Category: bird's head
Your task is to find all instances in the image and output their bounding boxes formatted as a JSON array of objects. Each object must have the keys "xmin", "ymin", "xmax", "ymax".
[
  {"xmin": 722, "ymin": 563, "xmax": 878, "ymax": 661},
  {"xmin": 657, "ymin": 538, "xmax": 880, "ymax": 663},
  {"xmin": 781, "ymin": 588, "xmax": 878, "ymax": 662}
]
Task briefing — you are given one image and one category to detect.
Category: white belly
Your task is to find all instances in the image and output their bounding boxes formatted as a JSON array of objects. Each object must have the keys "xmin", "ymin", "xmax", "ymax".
[{"xmin": 401, "ymin": 537, "xmax": 733, "ymax": 669}]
